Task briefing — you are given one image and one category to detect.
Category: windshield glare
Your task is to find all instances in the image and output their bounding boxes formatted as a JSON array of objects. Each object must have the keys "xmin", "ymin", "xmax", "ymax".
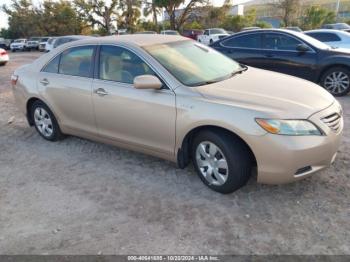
[{"xmin": 145, "ymin": 40, "xmax": 241, "ymax": 86}]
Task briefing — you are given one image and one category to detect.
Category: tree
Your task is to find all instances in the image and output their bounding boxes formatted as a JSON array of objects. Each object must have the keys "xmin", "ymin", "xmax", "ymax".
[
  {"xmin": 301, "ymin": 6, "xmax": 336, "ymax": 30},
  {"xmin": 154, "ymin": 0, "xmax": 207, "ymax": 30},
  {"xmin": 2, "ymin": 0, "xmax": 39, "ymax": 38},
  {"xmin": 38, "ymin": 1, "xmax": 85, "ymax": 36},
  {"xmin": 272, "ymin": 0, "xmax": 301, "ymax": 27},
  {"xmin": 221, "ymin": 9, "xmax": 257, "ymax": 32},
  {"xmin": 2, "ymin": 0, "xmax": 85, "ymax": 38},
  {"xmin": 119, "ymin": 0, "xmax": 142, "ymax": 32},
  {"xmin": 74, "ymin": 0, "xmax": 118, "ymax": 34},
  {"xmin": 143, "ymin": 0, "xmax": 161, "ymax": 26}
]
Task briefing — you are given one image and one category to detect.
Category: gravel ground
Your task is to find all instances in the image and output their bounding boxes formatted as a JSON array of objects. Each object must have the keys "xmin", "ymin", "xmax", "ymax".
[{"xmin": 0, "ymin": 52, "xmax": 349, "ymax": 255}]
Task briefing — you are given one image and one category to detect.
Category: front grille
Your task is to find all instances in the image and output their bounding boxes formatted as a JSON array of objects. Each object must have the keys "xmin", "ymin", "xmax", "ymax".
[{"xmin": 321, "ymin": 113, "xmax": 342, "ymax": 132}]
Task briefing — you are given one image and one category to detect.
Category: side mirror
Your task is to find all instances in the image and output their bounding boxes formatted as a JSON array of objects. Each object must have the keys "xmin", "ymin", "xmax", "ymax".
[
  {"xmin": 296, "ymin": 44, "xmax": 310, "ymax": 52},
  {"xmin": 133, "ymin": 75, "xmax": 162, "ymax": 90}
]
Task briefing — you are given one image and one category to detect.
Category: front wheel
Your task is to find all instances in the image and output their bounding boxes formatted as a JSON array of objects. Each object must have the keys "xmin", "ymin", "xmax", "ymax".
[
  {"xmin": 192, "ymin": 130, "xmax": 253, "ymax": 194},
  {"xmin": 320, "ymin": 67, "xmax": 350, "ymax": 96}
]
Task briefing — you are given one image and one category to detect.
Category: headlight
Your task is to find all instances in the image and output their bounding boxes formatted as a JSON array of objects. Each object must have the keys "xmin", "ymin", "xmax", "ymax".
[{"xmin": 256, "ymin": 119, "xmax": 322, "ymax": 136}]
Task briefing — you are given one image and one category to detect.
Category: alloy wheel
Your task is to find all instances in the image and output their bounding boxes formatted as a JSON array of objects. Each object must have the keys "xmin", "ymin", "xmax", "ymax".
[{"xmin": 324, "ymin": 71, "xmax": 350, "ymax": 95}]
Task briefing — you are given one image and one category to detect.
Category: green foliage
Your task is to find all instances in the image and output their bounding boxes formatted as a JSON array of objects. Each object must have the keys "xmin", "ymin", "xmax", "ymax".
[
  {"xmin": 255, "ymin": 20, "xmax": 273, "ymax": 29},
  {"xmin": 2, "ymin": 0, "xmax": 86, "ymax": 38},
  {"xmin": 183, "ymin": 20, "xmax": 202, "ymax": 30},
  {"xmin": 301, "ymin": 5, "xmax": 336, "ymax": 30},
  {"xmin": 221, "ymin": 9, "xmax": 257, "ymax": 32}
]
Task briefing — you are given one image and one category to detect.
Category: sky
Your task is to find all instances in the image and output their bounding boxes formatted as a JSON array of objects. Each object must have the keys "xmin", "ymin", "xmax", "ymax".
[{"xmin": 0, "ymin": 0, "xmax": 253, "ymax": 30}]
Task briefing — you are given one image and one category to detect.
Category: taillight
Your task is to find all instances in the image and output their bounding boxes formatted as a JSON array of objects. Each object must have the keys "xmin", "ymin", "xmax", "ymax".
[
  {"xmin": 11, "ymin": 75, "xmax": 18, "ymax": 85},
  {"xmin": 0, "ymin": 51, "xmax": 7, "ymax": 56}
]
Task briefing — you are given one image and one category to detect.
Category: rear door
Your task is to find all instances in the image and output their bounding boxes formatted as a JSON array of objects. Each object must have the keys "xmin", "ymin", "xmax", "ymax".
[
  {"xmin": 218, "ymin": 32, "xmax": 267, "ymax": 68},
  {"xmin": 261, "ymin": 32, "xmax": 317, "ymax": 80},
  {"xmin": 38, "ymin": 45, "xmax": 97, "ymax": 134}
]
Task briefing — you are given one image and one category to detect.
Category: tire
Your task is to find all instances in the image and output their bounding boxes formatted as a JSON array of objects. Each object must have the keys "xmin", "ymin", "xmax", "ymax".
[
  {"xmin": 209, "ymin": 39, "xmax": 213, "ymax": 45},
  {"xmin": 320, "ymin": 66, "xmax": 350, "ymax": 96},
  {"xmin": 31, "ymin": 100, "xmax": 64, "ymax": 141},
  {"xmin": 192, "ymin": 130, "xmax": 253, "ymax": 194},
  {"xmin": 0, "ymin": 62, "xmax": 6, "ymax": 66}
]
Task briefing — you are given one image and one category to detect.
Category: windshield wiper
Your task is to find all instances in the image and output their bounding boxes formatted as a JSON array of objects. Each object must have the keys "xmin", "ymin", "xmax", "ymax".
[{"xmin": 231, "ymin": 64, "xmax": 248, "ymax": 77}]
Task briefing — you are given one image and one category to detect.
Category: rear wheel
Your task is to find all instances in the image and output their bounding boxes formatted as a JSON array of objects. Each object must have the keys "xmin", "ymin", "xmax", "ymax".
[
  {"xmin": 31, "ymin": 101, "xmax": 64, "ymax": 141},
  {"xmin": 192, "ymin": 130, "xmax": 253, "ymax": 194},
  {"xmin": 320, "ymin": 67, "xmax": 350, "ymax": 96}
]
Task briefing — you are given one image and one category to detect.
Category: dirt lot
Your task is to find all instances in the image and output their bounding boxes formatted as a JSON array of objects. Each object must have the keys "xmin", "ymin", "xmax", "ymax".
[{"xmin": 0, "ymin": 52, "xmax": 349, "ymax": 255}]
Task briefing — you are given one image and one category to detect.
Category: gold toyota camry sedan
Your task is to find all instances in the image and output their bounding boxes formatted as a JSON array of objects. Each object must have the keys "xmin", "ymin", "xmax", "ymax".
[{"xmin": 11, "ymin": 35, "xmax": 344, "ymax": 194}]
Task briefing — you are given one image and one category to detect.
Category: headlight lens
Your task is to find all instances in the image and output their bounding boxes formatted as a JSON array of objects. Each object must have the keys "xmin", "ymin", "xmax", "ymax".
[{"xmin": 256, "ymin": 119, "xmax": 322, "ymax": 136}]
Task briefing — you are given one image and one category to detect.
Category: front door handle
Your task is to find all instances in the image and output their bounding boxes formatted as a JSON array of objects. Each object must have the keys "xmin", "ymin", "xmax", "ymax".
[
  {"xmin": 94, "ymin": 88, "xmax": 108, "ymax": 96},
  {"xmin": 40, "ymin": 78, "xmax": 49, "ymax": 86}
]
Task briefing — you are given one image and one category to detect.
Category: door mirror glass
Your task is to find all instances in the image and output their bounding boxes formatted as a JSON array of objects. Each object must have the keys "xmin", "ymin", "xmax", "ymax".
[
  {"xmin": 296, "ymin": 44, "xmax": 311, "ymax": 52},
  {"xmin": 133, "ymin": 75, "xmax": 162, "ymax": 90}
]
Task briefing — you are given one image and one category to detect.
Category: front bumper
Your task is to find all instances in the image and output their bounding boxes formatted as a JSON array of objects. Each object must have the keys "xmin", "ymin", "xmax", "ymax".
[{"xmin": 253, "ymin": 102, "xmax": 343, "ymax": 184}]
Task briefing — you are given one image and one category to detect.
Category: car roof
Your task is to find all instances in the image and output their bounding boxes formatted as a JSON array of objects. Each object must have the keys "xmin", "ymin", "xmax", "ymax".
[
  {"xmin": 304, "ymin": 29, "xmax": 349, "ymax": 34},
  {"xmin": 72, "ymin": 34, "xmax": 188, "ymax": 47}
]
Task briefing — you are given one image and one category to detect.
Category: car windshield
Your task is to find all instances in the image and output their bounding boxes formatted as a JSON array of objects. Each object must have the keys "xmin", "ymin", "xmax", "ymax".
[
  {"xmin": 14, "ymin": 39, "xmax": 24, "ymax": 43},
  {"xmin": 144, "ymin": 40, "xmax": 242, "ymax": 86},
  {"xmin": 41, "ymin": 38, "xmax": 49, "ymax": 42},
  {"xmin": 211, "ymin": 29, "xmax": 227, "ymax": 34}
]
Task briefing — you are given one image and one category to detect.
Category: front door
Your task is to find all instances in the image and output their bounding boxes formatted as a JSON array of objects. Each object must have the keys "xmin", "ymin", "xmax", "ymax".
[
  {"xmin": 92, "ymin": 45, "xmax": 176, "ymax": 156},
  {"xmin": 261, "ymin": 33, "xmax": 318, "ymax": 81}
]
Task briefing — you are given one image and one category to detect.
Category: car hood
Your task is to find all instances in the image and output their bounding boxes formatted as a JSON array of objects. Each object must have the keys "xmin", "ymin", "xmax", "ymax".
[{"xmin": 195, "ymin": 67, "xmax": 335, "ymax": 119}]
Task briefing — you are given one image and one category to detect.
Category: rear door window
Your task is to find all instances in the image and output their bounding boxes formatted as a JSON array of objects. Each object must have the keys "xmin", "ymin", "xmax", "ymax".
[
  {"xmin": 222, "ymin": 33, "xmax": 262, "ymax": 48},
  {"xmin": 58, "ymin": 46, "xmax": 95, "ymax": 78},
  {"xmin": 42, "ymin": 55, "xmax": 60, "ymax": 73}
]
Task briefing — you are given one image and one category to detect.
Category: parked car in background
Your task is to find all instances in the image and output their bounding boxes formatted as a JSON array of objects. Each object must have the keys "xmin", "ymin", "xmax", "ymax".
[
  {"xmin": 197, "ymin": 28, "xmax": 229, "ymax": 45},
  {"xmin": 10, "ymin": 39, "xmax": 27, "ymax": 52},
  {"xmin": 160, "ymin": 30, "xmax": 179, "ymax": 35},
  {"xmin": 285, "ymin": 26, "xmax": 303, "ymax": 32},
  {"xmin": 45, "ymin": 37, "xmax": 56, "ymax": 52},
  {"xmin": 182, "ymin": 29, "xmax": 204, "ymax": 40},
  {"xmin": 305, "ymin": 29, "xmax": 350, "ymax": 49},
  {"xmin": 39, "ymin": 37, "xmax": 50, "ymax": 52},
  {"xmin": 52, "ymin": 35, "xmax": 91, "ymax": 49},
  {"xmin": 134, "ymin": 31, "xmax": 157, "ymax": 34},
  {"xmin": 241, "ymin": 26, "xmax": 261, "ymax": 32},
  {"xmin": 211, "ymin": 29, "xmax": 350, "ymax": 96},
  {"xmin": 11, "ymin": 35, "xmax": 343, "ymax": 194},
  {"xmin": 27, "ymin": 37, "xmax": 41, "ymax": 51},
  {"xmin": 322, "ymin": 23, "xmax": 350, "ymax": 32},
  {"xmin": 0, "ymin": 48, "xmax": 9, "ymax": 65}
]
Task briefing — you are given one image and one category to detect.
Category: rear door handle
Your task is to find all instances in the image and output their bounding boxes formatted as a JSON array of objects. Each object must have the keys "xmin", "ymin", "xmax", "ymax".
[
  {"xmin": 94, "ymin": 88, "xmax": 108, "ymax": 96},
  {"xmin": 40, "ymin": 78, "xmax": 49, "ymax": 86}
]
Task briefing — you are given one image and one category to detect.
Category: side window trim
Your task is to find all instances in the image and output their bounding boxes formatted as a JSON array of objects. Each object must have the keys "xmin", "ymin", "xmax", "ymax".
[
  {"xmin": 95, "ymin": 44, "xmax": 170, "ymax": 90},
  {"xmin": 221, "ymin": 32, "xmax": 316, "ymax": 53}
]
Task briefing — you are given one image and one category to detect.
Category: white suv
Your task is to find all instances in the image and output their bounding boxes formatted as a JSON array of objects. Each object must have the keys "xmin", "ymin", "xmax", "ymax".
[
  {"xmin": 197, "ymin": 28, "xmax": 229, "ymax": 45},
  {"xmin": 10, "ymin": 39, "xmax": 27, "ymax": 52}
]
